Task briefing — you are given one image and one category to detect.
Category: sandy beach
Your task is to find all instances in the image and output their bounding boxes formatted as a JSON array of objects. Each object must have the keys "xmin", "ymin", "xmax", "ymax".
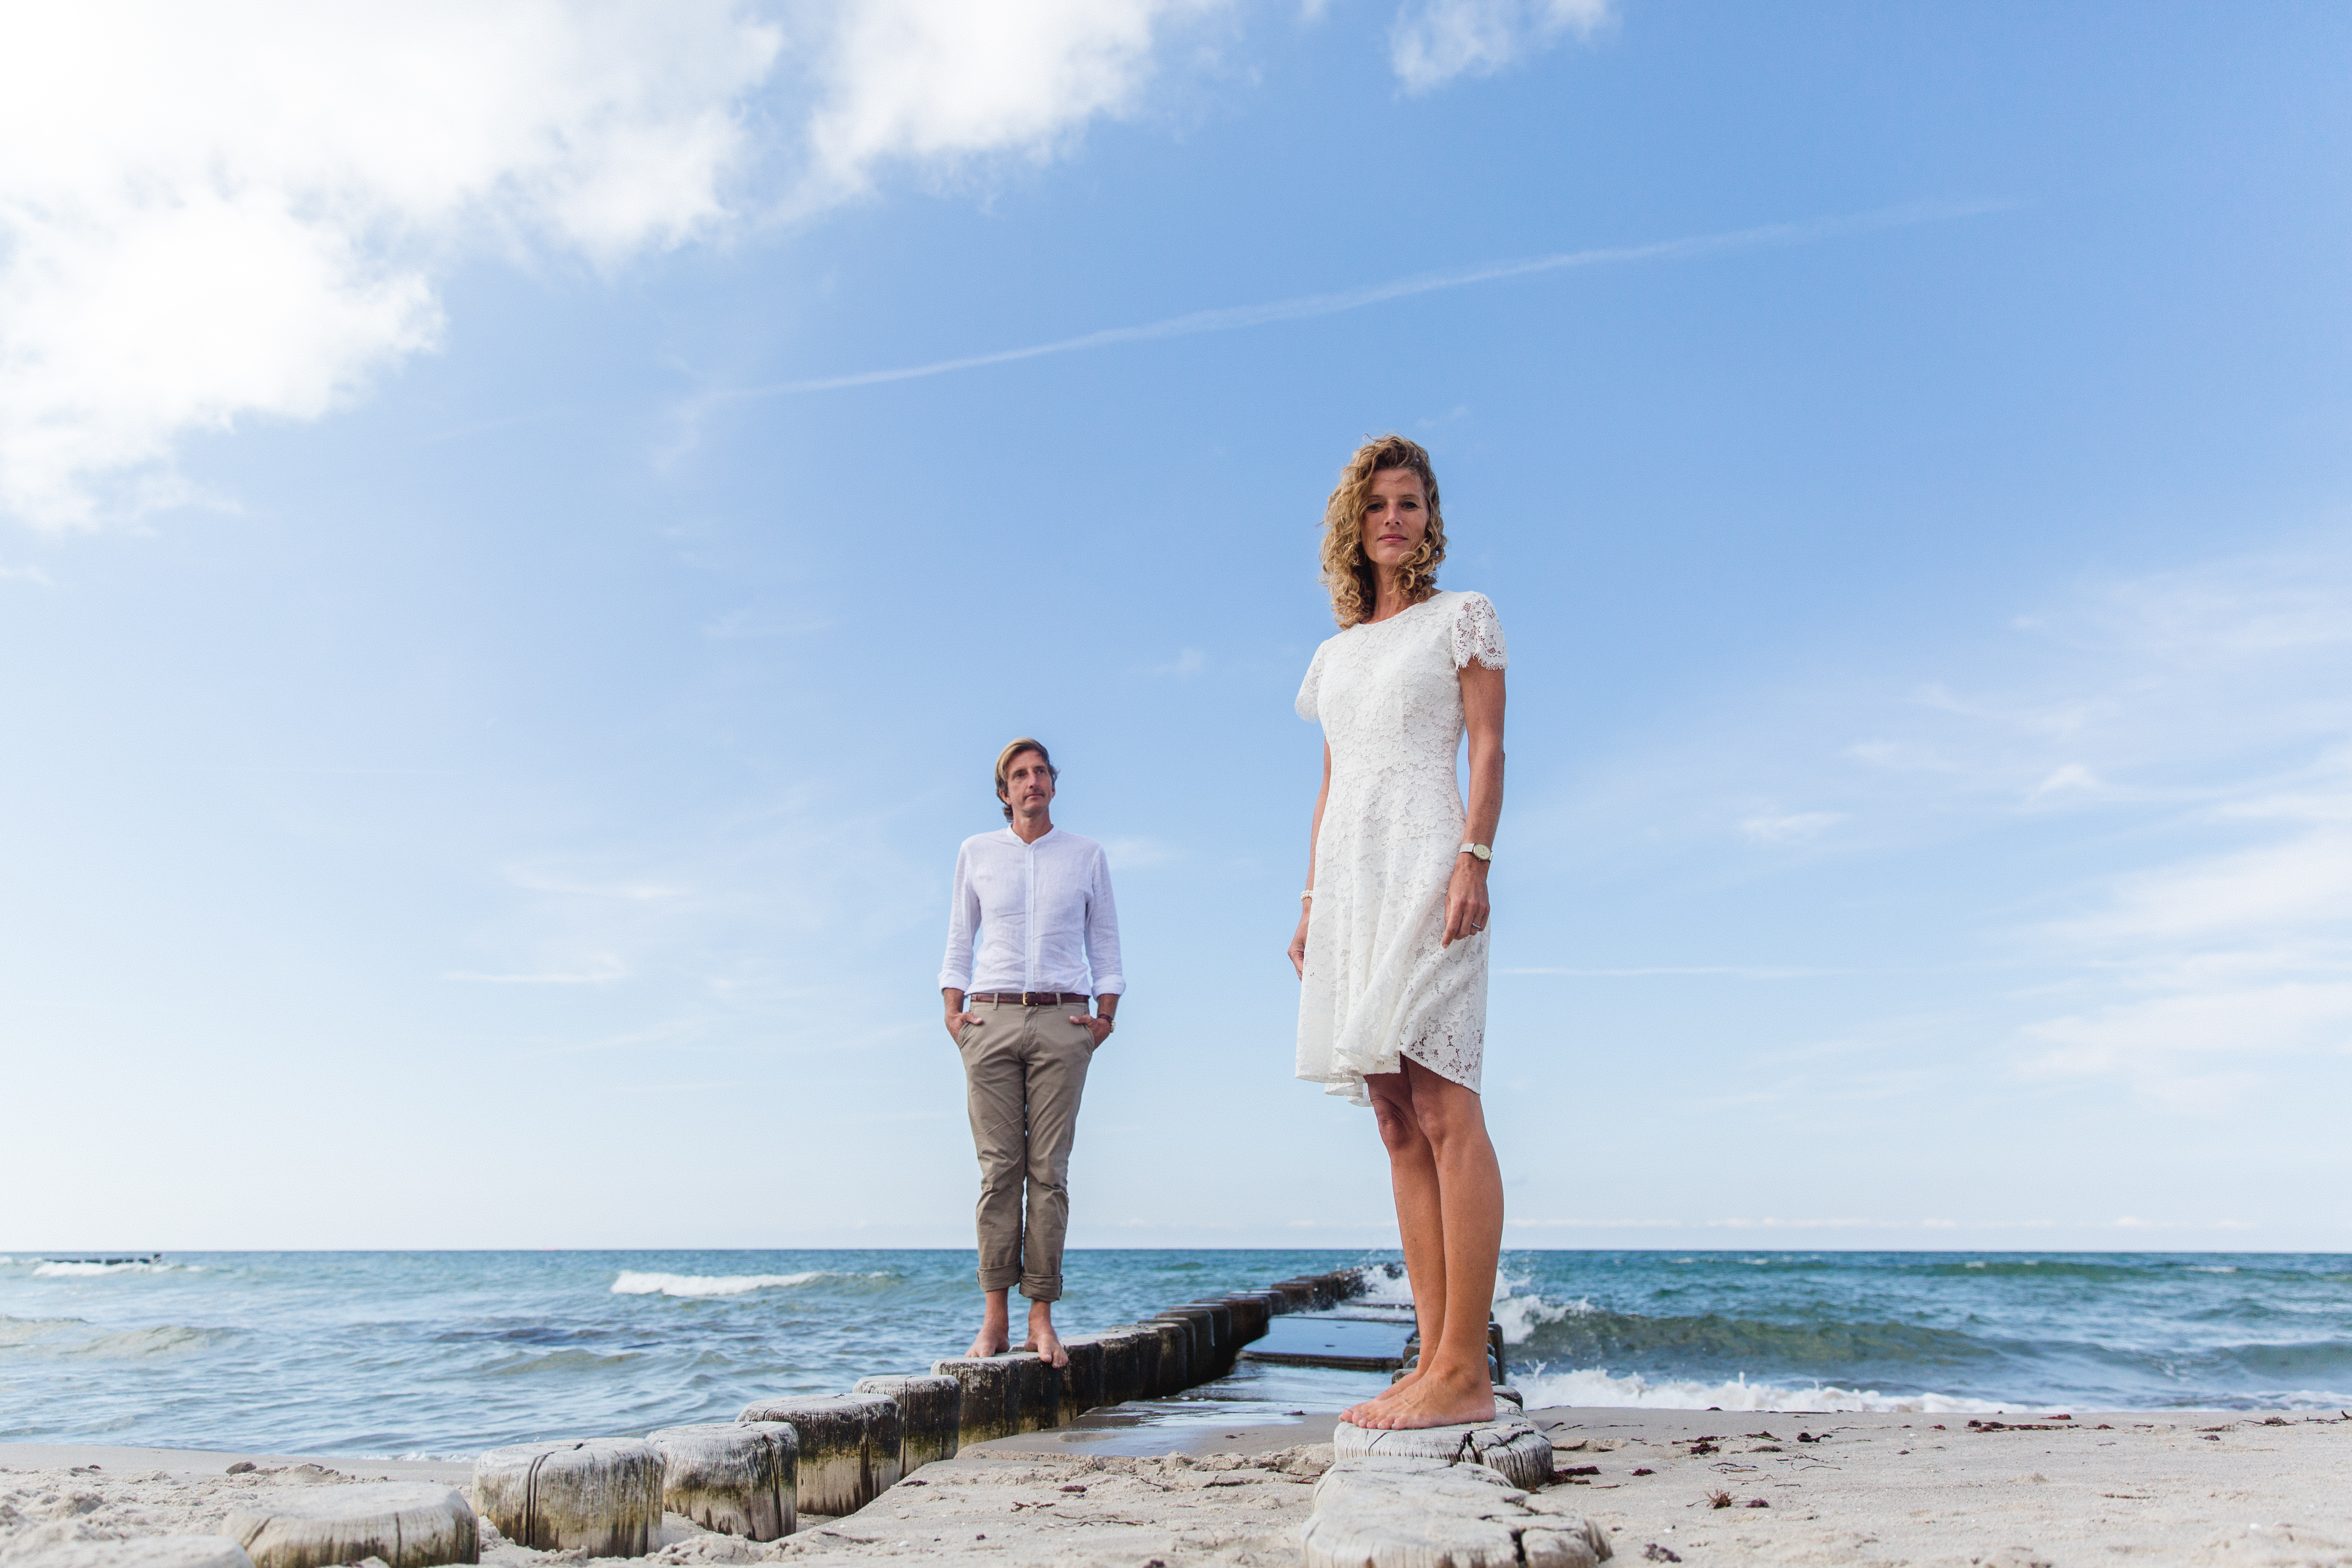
[{"xmin": 7, "ymin": 1407, "xmax": 2345, "ymax": 1568}]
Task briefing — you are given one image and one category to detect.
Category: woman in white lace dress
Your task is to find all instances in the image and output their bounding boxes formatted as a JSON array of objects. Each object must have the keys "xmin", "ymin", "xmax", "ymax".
[{"xmin": 1288, "ymin": 434, "xmax": 1508, "ymax": 1431}]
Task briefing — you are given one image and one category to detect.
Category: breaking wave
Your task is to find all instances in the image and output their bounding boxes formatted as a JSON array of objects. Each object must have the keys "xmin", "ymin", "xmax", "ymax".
[
  {"xmin": 28, "ymin": 1260, "xmax": 193, "ymax": 1278},
  {"xmin": 1514, "ymin": 1364, "xmax": 2025, "ymax": 1414},
  {"xmin": 612, "ymin": 1270, "xmax": 846, "ymax": 1298}
]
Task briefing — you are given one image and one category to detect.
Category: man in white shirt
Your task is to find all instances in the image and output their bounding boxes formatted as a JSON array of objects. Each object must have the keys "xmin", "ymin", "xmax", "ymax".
[{"xmin": 939, "ymin": 737, "xmax": 1123, "ymax": 1366}]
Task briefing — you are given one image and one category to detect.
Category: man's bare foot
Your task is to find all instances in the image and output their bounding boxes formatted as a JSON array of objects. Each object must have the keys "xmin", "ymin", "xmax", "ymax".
[
  {"xmin": 1344, "ymin": 1365, "xmax": 1496, "ymax": 1431},
  {"xmin": 1019, "ymin": 1304, "xmax": 1068, "ymax": 1368},
  {"xmin": 965, "ymin": 1324, "xmax": 1011, "ymax": 1357}
]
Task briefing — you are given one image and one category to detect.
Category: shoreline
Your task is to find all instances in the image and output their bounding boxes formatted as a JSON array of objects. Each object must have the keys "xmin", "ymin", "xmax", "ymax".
[{"xmin": 9, "ymin": 1407, "xmax": 2347, "ymax": 1566}]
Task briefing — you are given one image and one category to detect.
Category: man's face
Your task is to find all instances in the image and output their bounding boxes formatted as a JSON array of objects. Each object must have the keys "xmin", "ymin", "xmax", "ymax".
[{"xmin": 1003, "ymin": 751, "xmax": 1056, "ymax": 816}]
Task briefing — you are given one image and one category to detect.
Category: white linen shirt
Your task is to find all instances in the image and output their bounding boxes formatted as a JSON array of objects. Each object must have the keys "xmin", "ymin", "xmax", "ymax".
[{"xmin": 938, "ymin": 827, "xmax": 1125, "ymax": 997}]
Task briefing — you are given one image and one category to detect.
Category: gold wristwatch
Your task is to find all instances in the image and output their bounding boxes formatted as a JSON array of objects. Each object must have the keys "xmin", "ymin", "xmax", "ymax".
[{"xmin": 1458, "ymin": 841, "xmax": 1492, "ymax": 862}]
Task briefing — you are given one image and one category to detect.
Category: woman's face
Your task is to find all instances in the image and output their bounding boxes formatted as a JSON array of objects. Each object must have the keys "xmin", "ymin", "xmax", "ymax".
[{"xmin": 1360, "ymin": 466, "xmax": 1428, "ymax": 573}]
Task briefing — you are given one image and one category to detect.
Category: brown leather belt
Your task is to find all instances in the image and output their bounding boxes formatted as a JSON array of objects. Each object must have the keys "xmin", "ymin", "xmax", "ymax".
[{"xmin": 968, "ymin": 991, "xmax": 1090, "ymax": 1006}]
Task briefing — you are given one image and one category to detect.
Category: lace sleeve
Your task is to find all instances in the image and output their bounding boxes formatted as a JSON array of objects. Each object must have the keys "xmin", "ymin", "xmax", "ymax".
[
  {"xmin": 1451, "ymin": 592, "xmax": 1508, "ymax": 671},
  {"xmin": 1295, "ymin": 640, "xmax": 1331, "ymax": 720}
]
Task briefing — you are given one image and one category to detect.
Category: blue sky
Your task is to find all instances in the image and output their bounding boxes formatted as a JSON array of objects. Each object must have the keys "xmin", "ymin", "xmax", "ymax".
[{"xmin": 3, "ymin": 0, "xmax": 2349, "ymax": 1252}]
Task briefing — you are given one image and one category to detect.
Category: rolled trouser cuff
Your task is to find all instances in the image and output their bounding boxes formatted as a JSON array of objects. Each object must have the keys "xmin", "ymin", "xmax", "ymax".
[
  {"xmin": 1020, "ymin": 1277, "xmax": 1063, "ymax": 1303},
  {"xmin": 978, "ymin": 1265, "xmax": 1021, "ymax": 1291}
]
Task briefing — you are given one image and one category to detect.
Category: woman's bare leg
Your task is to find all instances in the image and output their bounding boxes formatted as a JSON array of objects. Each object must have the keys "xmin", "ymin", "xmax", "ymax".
[
  {"xmin": 1341, "ymin": 1070, "xmax": 1447, "ymax": 1422},
  {"xmin": 1350, "ymin": 1060, "xmax": 1501, "ymax": 1431}
]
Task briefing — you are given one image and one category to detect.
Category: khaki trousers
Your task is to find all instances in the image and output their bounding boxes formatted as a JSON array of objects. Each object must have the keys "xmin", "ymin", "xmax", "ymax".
[{"xmin": 958, "ymin": 998, "xmax": 1096, "ymax": 1302}]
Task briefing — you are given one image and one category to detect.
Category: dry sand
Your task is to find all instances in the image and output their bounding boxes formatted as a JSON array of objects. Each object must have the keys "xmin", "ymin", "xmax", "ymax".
[{"xmin": 5, "ymin": 1407, "xmax": 2347, "ymax": 1568}]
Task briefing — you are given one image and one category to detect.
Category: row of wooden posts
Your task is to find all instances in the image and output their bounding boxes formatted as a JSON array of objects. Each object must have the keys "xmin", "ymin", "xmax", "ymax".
[{"xmin": 470, "ymin": 1267, "xmax": 1373, "ymax": 1556}]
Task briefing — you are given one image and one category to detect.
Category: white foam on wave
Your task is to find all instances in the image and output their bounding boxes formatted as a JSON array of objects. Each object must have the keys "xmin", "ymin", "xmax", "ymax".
[
  {"xmin": 1494, "ymin": 1285, "xmax": 1594, "ymax": 1346},
  {"xmin": 31, "ymin": 1260, "xmax": 190, "ymax": 1278},
  {"xmin": 611, "ymin": 1270, "xmax": 838, "ymax": 1298},
  {"xmin": 1358, "ymin": 1267, "xmax": 1598, "ymax": 1346},
  {"xmin": 1516, "ymin": 1364, "xmax": 2028, "ymax": 1414}
]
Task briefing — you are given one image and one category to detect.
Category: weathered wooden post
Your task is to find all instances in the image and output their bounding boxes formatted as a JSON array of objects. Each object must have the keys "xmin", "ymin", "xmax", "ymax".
[
  {"xmin": 1055, "ymin": 1337, "xmax": 1106, "ymax": 1424},
  {"xmin": 1276, "ymin": 1275, "xmax": 1338, "ymax": 1309},
  {"xmin": 222, "ymin": 1485, "xmax": 476, "ymax": 1568},
  {"xmin": 475, "ymin": 1439, "xmax": 661, "ymax": 1558},
  {"xmin": 1181, "ymin": 1301, "xmax": 1237, "ymax": 1374},
  {"xmin": 1149, "ymin": 1311, "xmax": 1203, "ymax": 1385},
  {"xmin": 854, "ymin": 1373, "xmax": 962, "ymax": 1474},
  {"xmin": 999, "ymin": 1350, "xmax": 1063, "ymax": 1432},
  {"xmin": 646, "ymin": 1422, "xmax": 796, "ymax": 1541},
  {"xmin": 1333, "ymin": 1414, "xmax": 1555, "ymax": 1490},
  {"xmin": 930, "ymin": 1357, "xmax": 1019, "ymax": 1445},
  {"xmin": 1156, "ymin": 1306, "xmax": 1226, "ymax": 1382},
  {"xmin": 735, "ymin": 1394, "xmax": 901, "ymax": 1518},
  {"xmin": 1140, "ymin": 1318, "xmax": 1190, "ymax": 1393},
  {"xmin": 1221, "ymin": 1292, "xmax": 1277, "ymax": 1344},
  {"xmin": 1072, "ymin": 1330, "xmax": 1141, "ymax": 1406}
]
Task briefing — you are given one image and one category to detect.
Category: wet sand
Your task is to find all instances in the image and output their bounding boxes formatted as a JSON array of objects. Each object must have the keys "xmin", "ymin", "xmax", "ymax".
[{"xmin": 6, "ymin": 1408, "xmax": 2348, "ymax": 1567}]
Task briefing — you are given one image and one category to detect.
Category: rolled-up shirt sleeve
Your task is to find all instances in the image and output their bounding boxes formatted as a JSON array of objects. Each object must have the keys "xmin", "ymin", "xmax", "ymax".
[
  {"xmin": 1085, "ymin": 846, "xmax": 1125, "ymax": 996},
  {"xmin": 938, "ymin": 843, "xmax": 980, "ymax": 992}
]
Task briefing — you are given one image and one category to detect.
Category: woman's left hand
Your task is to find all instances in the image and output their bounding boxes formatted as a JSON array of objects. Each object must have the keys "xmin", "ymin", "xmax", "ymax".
[{"xmin": 1441, "ymin": 855, "xmax": 1491, "ymax": 948}]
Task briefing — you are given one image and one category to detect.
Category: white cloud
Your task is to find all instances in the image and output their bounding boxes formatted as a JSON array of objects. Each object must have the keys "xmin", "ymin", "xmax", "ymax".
[
  {"xmin": 2061, "ymin": 821, "xmax": 2352, "ymax": 946},
  {"xmin": 799, "ymin": 0, "xmax": 1221, "ymax": 203},
  {"xmin": 1982, "ymin": 551, "xmax": 2352, "ymax": 1101},
  {"xmin": 1390, "ymin": 0, "xmax": 1611, "ymax": 92},
  {"xmin": 1101, "ymin": 835, "xmax": 1184, "ymax": 870},
  {"xmin": 0, "ymin": 2, "xmax": 785, "ymax": 530},
  {"xmin": 2022, "ymin": 980, "xmax": 2352, "ymax": 1109},
  {"xmin": 2030, "ymin": 762, "xmax": 2102, "ymax": 797},
  {"xmin": 1542, "ymin": 530, "xmax": 2352, "ymax": 1112},
  {"xmin": 0, "ymin": 1, "xmax": 1234, "ymax": 530},
  {"xmin": 1740, "ymin": 809, "xmax": 1845, "ymax": 845}
]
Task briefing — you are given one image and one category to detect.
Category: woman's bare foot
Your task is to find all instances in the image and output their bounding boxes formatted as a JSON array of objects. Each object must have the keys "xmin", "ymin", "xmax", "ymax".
[
  {"xmin": 1019, "ymin": 1302, "xmax": 1069, "ymax": 1368},
  {"xmin": 1344, "ymin": 1363, "xmax": 1496, "ymax": 1431},
  {"xmin": 1341, "ymin": 1363, "xmax": 1422, "ymax": 1421}
]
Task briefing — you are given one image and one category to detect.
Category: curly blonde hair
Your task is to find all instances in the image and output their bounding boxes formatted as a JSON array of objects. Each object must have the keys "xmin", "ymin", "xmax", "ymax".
[{"xmin": 1319, "ymin": 434, "xmax": 1445, "ymax": 628}]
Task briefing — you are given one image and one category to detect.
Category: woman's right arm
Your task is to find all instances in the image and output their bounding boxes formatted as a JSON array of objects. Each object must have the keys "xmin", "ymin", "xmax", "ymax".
[{"xmin": 1288, "ymin": 740, "xmax": 1332, "ymax": 978}]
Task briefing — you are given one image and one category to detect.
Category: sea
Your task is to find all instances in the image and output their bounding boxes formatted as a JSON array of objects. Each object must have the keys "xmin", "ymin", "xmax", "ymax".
[{"xmin": 2, "ymin": 1250, "xmax": 2346, "ymax": 1458}]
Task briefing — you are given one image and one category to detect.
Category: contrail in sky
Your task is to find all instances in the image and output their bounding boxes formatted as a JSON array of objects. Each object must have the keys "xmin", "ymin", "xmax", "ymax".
[{"xmin": 724, "ymin": 199, "xmax": 2003, "ymax": 401}]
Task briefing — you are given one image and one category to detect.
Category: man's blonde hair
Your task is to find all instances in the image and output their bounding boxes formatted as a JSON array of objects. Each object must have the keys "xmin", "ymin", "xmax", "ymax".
[
  {"xmin": 1319, "ymin": 434, "xmax": 1446, "ymax": 628},
  {"xmin": 994, "ymin": 738, "xmax": 1058, "ymax": 822}
]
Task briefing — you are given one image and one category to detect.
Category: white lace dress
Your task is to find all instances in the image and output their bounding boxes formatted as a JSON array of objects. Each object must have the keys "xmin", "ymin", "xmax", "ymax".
[{"xmin": 1295, "ymin": 590, "xmax": 1509, "ymax": 1105}]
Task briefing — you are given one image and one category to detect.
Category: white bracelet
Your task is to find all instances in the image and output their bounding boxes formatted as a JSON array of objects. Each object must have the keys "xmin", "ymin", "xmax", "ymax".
[{"xmin": 1300, "ymin": 890, "xmax": 1314, "ymax": 900}]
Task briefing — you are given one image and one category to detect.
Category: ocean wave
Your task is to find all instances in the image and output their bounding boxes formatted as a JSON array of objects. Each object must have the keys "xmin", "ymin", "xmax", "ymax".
[
  {"xmin": 0, "ymin": 1314, "xmax": 86, "ymax": 1347},
  {"xmin": 0, "ymin": 1315, "xmax": 234, "ymax": 1359},
  {"xmin": 29, "ymin": 1260, "xmax": 193, "ymax": 1278},
  {"xmin": 479, "ymin": 1347, "xmax": 642, "ymax": 1376},
  {"xmin": 1512, "ymin": 1303, "xmax": 1994, "ymax": 1369},
  {"xmin": 612, "ymin": 1270, "xmax": 843, "ymax": 1298},
  {"xmin": 1494, "ymin": 1288, "xmax": 1594, "ymax": 1346},
  {"xmin": 1515, "ymin": 1364, "xmax": 2027, "ymax": 1414}
]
